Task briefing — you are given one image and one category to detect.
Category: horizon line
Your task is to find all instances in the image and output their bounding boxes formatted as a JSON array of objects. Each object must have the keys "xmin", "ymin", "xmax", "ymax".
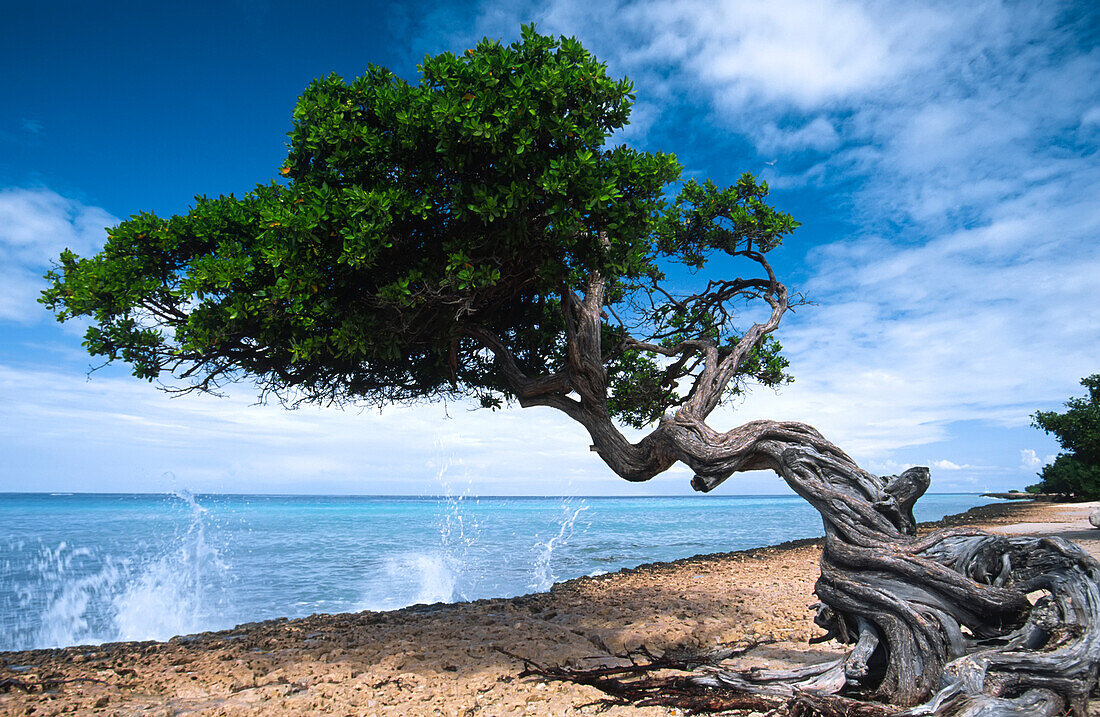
[{"xmin": 1, "ymin": 491, "xmax": 996, "ymax": 498}]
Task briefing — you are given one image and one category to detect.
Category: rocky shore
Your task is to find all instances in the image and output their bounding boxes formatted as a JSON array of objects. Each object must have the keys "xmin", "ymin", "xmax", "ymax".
[{"xmin": 3, "ymin": 499, "xmax": 1098, "ymax": 716}]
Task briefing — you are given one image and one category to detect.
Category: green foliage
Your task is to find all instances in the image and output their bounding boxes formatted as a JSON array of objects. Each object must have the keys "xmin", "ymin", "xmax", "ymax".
[
  {"xmin": 41, "ymin": 26, "xmax": 798, "ymax": 423},
  {"xmin": 606, "ymin": 334, "xmax": 790, "ymax": 429},
  {"xmin": 1026, "ymin": 375, "xmax": 1100, "ymax": 499},
  {"xmin": 654, "ymin": 176, "xmax": 799, "ymax": 267}
]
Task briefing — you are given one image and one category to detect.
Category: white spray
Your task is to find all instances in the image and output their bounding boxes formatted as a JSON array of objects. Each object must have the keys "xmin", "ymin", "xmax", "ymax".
[
  {"xmin": 18, "ymin": 491, "xmax": 230, "ymax": 649},
  {"xmin": 530, "ymin": 499, "xmax": 589, "ymax": 592}
]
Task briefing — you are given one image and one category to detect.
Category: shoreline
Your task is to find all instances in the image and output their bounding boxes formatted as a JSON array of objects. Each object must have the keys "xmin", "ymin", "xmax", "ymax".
[{"xmin": 3, "ymin": 499, "xmax": 1098, "ymax": 716}]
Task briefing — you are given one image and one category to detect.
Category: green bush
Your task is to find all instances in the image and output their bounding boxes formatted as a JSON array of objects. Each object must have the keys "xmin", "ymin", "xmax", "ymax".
[{"xmin": 1026, "ymin": 374, "xmax": 1100, "ymax": 499}]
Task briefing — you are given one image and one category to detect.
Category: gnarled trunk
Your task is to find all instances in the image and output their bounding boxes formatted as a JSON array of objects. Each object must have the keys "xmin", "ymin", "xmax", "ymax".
[
  {"xmin": 474, "ymin": 266, "xmax": 1100, "ymax": 715},
  {"xmin": 650, "ymin": 418, "xmax": 1100, "ymax": 716}
]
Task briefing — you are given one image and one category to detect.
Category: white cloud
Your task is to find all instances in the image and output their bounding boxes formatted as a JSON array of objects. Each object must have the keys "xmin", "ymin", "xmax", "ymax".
[
  {"xmin": 754, "ymin": 117, "xmax": 840, "ymax": 154},
  {"xmin": 692, "ymin": 1, "xmax": 949, "ymax": 109},
  {"xmin": 931, "ymin": 460, "xmax": 973, "ymax": 471},
  {"xmin": 544, "ymin": 0, "xmax": 943, "ymax": 108},
  {"xmin": 722, "ymin": 180, "xmax": 1099, "ymax": 463},
  {"xmin": 1020, "ymin": 449, "xmax": 1041, "ymax": 469},
  {"xmin": 0, "ymin": 361, "xmax": 715, "ymax": 495},
  {"xmin": 0, "ymin": 188, "xmax": 117, "ymax": 322}
]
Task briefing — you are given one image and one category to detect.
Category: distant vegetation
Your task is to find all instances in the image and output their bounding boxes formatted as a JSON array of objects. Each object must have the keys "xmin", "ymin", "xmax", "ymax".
[{"xmin": 1027, "ymin": 374, "xmax": 1100, "ymax": 499}]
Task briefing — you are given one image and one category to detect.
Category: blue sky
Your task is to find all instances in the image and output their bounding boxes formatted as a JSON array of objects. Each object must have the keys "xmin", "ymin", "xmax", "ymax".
[{"xmin": 1, "ymin": 0, "xmax": 1096, "ymax": 496}]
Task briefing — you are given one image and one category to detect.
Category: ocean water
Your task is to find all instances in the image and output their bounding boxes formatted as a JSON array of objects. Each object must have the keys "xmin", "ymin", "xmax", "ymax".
[{"xmin": 0, "ymin": 491, "xmax": 999, "ymax": 652}]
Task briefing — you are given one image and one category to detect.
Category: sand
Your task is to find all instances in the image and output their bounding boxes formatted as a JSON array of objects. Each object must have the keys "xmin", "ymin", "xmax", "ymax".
[{"xmin": 3, "ymin": 499, "xmax": 1099, "ymax": 716}]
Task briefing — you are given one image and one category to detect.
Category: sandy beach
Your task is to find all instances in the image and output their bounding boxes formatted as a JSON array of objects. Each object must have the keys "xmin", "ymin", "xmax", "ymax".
[{"xmin": 3, "ymin": 499, "xmax": 1098, "ymax": 716}]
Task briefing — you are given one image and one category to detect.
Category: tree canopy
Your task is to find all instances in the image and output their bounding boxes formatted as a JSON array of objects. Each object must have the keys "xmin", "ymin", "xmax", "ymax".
[
  {"xmin": 1027, "ymin": 374, "xmax": 1100, "ymax": 499},
  {"xmin": 41, "ymin": 25, "xmax": 797, "ymax": 433}
]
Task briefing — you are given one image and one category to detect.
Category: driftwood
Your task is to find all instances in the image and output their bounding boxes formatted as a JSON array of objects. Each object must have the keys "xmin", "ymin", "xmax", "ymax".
[{"xmin": 501, "ymin": 643, "xmax": 897, "ymax": 715}]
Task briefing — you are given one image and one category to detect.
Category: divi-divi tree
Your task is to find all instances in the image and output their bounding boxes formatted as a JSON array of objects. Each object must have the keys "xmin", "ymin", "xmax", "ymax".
[{"xmin": 43, "ymin": 27, "xmax": 1100, "ymax": 717}]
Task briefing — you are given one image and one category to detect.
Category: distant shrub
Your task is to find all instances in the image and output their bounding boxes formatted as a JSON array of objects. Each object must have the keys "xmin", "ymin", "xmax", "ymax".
[{"xmin": 1027, "ymin": 375, "xmax": 1100, "ymax": 500}]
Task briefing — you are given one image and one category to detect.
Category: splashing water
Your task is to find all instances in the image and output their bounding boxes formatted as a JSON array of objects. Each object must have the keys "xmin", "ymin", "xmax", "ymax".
[
  {"xmin": 433, "ymin": 488, "xmax": 482, "ymax": 602},
  {"xmin": 10, "ymin": 491, "xmax": 231, "ymax": 649},
  {"xmin": 19, "ymin": 543, "xmax": 122, "ymax": 648},
  {"xmin": 378, "ymin": 553, "xmax": 456, "ymax": 607},
  {"xmin": 357, "ymin": 466, "xmax": 483, "ymax": 610},
  {"xmin": 111, "ymin": 490, "xmax": 229, "ymax": 641},
  {"xmin": 530, "ymin": 500, "xmax": 589, "ymax": 591}
]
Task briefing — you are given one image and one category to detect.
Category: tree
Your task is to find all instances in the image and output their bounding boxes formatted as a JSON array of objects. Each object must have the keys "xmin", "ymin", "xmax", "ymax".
[
  {"xmin": 42, "ymin": 27, "xmax": 1100, "ymax": 717},
  {"xmin": 1027, "ymin": 375, "xmax": 1100, "ymax": 498}
]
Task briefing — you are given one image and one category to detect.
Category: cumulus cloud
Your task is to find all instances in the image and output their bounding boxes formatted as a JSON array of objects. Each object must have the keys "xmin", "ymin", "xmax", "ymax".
[
  {"xmin": 654, "ymin": 0, "xmax": 905, "ymax": 107},
  {"xmin": 1019, "ymin": 450, "xmax": 1058, "ymax": 472},
  {"xmin": 521, "ymin": 0, "xmax": 945, "ymax": 107},
  {"xmin": 773, "ymin": 171, "xmax": 1100, "ymax": 418},
  {"xmin": 0, "ymin": 188, "xmax": 117, "ymax": 322}
]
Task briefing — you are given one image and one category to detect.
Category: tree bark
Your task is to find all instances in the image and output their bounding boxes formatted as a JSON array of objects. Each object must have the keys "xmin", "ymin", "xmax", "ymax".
[{"xmin": 641, "ymin": 417, "xmax": 1100, "ymax": 716}]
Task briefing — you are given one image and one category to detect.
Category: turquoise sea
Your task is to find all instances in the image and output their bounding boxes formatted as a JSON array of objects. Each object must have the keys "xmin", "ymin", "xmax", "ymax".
[{"xmin": 0, "ymin": 492, "xmax": 999, "ymax": 652}]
